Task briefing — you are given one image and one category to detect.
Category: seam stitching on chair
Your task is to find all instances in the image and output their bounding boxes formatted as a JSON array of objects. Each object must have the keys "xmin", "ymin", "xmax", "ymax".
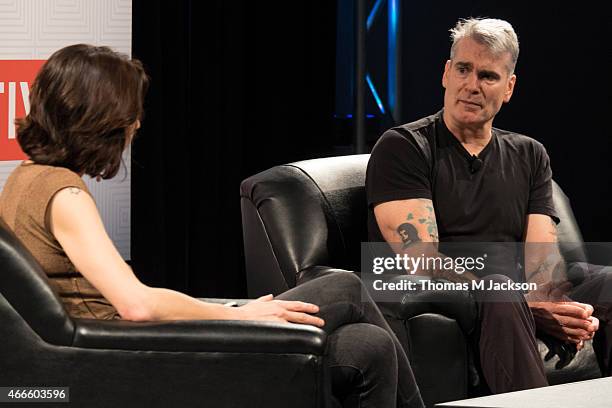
[
  {"xmin": 285, "ymin": 164, "xmax": 349, "ymax": 272},
  {"xmin": 249, "ymin": 198, "xmax": 290, "ymax": 291}
]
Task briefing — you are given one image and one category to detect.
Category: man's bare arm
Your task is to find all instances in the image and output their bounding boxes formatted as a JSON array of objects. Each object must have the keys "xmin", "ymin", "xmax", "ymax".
[
  {"xmin": 523, "ymin": 214, "xmax": 567, "ymax": 289},
  {"xmin": 523, "ymin": 214, "xmax": 598, "ymax": 348},
  {"xmin": 374, "ymin": 198, "xmax": 439, "ymax": 248},
  {"xmin": 374, "ymin": 198, "xmax": 477, "ymax": 282}
]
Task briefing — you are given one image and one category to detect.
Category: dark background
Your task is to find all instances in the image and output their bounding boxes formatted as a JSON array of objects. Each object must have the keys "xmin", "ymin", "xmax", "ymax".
[{"xmin": 131, "ymin": 0, "xmax": 612, "ymax": 298}]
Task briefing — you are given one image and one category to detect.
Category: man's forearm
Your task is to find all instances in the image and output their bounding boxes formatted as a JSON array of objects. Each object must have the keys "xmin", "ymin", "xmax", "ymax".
[
  {"xmin": 524, "ymin": 216, "xmax": 572, "ymax": 298},
  {"xmin": 525, "ymin": 249, "xmax": 566, "ymax": 287},
  {"xmin": 524, "ymin": 227, "xmax": 571, "ymax": 298}
]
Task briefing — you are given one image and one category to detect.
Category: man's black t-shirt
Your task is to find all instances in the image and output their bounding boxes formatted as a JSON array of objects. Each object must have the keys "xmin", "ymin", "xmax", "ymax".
[{"xmin": 366, "ymin": 110, "xmax": 558, "ymax": 246}]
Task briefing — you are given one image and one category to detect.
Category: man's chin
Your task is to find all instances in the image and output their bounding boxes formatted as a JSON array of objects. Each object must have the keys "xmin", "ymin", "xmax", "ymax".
[
  {"xmin": 459, "ymin": 102, "xmax": 484, "ymax": 114},
  {"xmin": 444, "ymin": 108, "xmax": 490, "ymax": 130},
  {"xmin": 455, "ymin": 112, "xmax": 484, "ymax": 126}
]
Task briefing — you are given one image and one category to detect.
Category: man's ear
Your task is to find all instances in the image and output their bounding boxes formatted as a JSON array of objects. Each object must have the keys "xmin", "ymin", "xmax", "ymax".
[
  {"xmin": 442, "ymin": 60, "xmax": 451, "ymax": 89},
  {"xmin": 504, "ymin": 74, "xmax": 517, "ymax": 103}
]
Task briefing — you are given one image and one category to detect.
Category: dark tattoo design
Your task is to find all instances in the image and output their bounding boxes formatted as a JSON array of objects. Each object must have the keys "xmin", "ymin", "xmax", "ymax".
[
  {"xmin": 528, "ymin": 252, "xmax": 566, "ymax": 287},
  {"xmin": 397, "ymin": 223, "xmax": 421, "ymax": 249},
  {"xmin": 68, "ymin": 188, "xmax": 81, "ymax": 195},
  {"xmin": 523, "ymin": 217, "xmax": 568, "ymax": 291}
]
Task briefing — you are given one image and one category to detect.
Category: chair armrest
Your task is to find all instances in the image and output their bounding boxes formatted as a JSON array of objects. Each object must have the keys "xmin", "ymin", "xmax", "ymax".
[{"xmin": 72, "ymin": 318, "xmax": 327, "ymax": 354}]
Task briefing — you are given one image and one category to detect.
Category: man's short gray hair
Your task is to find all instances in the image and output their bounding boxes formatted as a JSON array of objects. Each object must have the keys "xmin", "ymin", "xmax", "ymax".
[{"xmin": 450, "ymin": 18, "xmax": 519, "ymax": 74}]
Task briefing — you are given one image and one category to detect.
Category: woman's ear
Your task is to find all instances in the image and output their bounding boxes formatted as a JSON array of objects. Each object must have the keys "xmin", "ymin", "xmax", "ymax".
[{"xmin": 125, "ymin": 120, "xmax": 141, "ymax": 146}]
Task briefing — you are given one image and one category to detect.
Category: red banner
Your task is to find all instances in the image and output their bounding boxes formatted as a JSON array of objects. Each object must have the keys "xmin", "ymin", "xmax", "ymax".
[{"xmin": 0, "ymin": 60, "xmax": 45, "ymax": 161}]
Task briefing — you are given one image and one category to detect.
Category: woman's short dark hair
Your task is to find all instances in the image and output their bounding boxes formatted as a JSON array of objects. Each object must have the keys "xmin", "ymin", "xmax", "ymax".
[{"xmin": 16, "ymin": 44, "xmax": 149, "ymax": 179}]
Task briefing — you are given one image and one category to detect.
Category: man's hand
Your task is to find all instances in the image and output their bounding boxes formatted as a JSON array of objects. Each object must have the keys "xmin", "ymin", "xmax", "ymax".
[{"xmin": 528, "ymin": 300, "xmax": 598, "ymax": 349}]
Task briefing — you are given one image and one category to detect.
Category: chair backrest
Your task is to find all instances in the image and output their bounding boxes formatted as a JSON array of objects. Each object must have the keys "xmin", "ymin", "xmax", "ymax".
[
  {"xmin": 552, "ymin": 182, "xmax": 588, "ymax": 264},
  {"xmin": 0, "ymin": 219, "xmax": 74, "ymax": 345},
  {"xmin": 240, "ymin": 154, "xmax": 587, "ymax": 297}
]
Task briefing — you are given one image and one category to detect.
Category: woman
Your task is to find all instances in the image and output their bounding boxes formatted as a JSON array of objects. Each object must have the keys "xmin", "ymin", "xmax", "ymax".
[{"xmin": 0, "ymin": 44, "xmax": 423, "ymax": 408}]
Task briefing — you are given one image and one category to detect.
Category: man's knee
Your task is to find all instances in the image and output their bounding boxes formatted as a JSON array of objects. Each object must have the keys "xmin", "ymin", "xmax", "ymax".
[
  {"xmin": 329, "ymin": 271, "xmax": 362, "ymax": 286},
  {"xmin": 322, "ymin": 272, "xmax": 364, "ymax": 298},
  {"xmin": 475, "ymin": 274, "xmax": 535, "ymax": 328},
  {"xmin": 480, "ymin": 299, "xmax": 531, "ymax": 323}
]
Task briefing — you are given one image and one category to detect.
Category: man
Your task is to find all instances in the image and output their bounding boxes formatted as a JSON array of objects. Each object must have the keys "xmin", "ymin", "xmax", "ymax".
[{"xmin": 366, "ymin": 18, "xmax": 610, "ymax": 393}]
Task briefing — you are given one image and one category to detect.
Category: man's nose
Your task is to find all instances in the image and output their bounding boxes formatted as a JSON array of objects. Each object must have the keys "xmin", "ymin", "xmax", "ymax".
[{"xmin": 463, "ymin": 72, "xmax": 481, "ymax": 93}]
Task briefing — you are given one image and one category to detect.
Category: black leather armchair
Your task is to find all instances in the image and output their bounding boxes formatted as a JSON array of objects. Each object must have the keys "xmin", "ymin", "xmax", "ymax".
[
  {"xmin": 0, "ymin": 220, "xmax": 333, "ymax": 408},
  {"xmin": 240, "ymin": 154, "xmax": 602, "ymax": 407}
]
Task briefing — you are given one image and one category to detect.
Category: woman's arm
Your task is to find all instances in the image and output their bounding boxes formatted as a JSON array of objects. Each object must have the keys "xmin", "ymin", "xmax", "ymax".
[{"xmin": 49, "ymin": 187, "xmax": 323, "ymax": 326}]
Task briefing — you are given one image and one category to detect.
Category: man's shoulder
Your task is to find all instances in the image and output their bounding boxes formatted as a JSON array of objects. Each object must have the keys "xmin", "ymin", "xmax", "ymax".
[
  {"xmin": 374, "ymin": 112, "xmax": 439, "ymax": 154},
  {"xmin": 494, "ymin": 127, "xmax": 547, "ymax": 153},
  {"xmin": 392, "ymin": 112, "xmax": 440, "ymax": 137}
]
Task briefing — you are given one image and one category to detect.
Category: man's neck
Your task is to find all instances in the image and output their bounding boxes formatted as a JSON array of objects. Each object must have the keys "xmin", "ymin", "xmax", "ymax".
[{"xmin": 443, "ymin": 111, "xmax": 493, "ymax": 156}]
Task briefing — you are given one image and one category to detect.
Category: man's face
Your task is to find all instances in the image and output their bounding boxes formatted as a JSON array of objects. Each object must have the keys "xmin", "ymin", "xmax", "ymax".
[{"xmin": 442, "ymin": 37, "xmax": 516, "ymax": 129}]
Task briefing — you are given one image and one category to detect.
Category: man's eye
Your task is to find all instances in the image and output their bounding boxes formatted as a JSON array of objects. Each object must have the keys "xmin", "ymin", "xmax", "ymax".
[{"xmin": 480, "ymin": 73, "xmax": 498, "ymax": 81}]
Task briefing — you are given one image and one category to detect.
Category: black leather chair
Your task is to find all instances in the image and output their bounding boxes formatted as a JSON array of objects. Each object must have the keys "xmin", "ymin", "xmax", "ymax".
[
  {"xmin": 240, "ymin": 154, "xmax": 602, "ymax": 407},
  {"xmin": 0, "ymin": 219, "xmax": 333, "ymax": 408}
]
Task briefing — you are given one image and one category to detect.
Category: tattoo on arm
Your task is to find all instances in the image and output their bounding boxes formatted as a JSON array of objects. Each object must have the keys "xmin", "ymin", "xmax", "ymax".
[
  {"xmin": 397, "ymin": 205, "xmax": 439, "ymax": 248},
  {"xmin": 526, "ymin": 218, "xmax": 567, "ymax": 288},
  {"xmin": 418, "ymin": 203, "xmax": 439, "ymax": 241},
  {"xmin": 527, "ymin": 253, "xmax": 568, "ymax": 297},
  {"xmin": 397, "ymin": 222, "xmax": 420, "ymax": 249},
  {"xmin": 397, "ymin": 199, "xmax": 440, "ymax": 247},
  {"xmin": 527, "ymin": 242, "xmax": 566, "ymax": 287},
  {"xmin": 393, "ymin": 201, "xmax": 462, "ymax": 279}
]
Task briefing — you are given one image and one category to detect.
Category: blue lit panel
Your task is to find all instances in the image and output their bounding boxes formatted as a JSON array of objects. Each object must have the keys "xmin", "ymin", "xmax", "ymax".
[
  {"xmin": 334, "ymin": 114, "xmax": 376, "ymax": 119},
  {"xmin": 367, "ymin": 0, "xmax": 385, "ymax": 31},
  {"xmin": 334, "ymin": 0, "xmax": 400, "ymax": 120},
  {"xmin": 366, "ymin": 74, "xmax": 385, "ymax": 114},
  {"xmin": 388, "ymin": 0, "xmax": 398, "ymax": 116}
]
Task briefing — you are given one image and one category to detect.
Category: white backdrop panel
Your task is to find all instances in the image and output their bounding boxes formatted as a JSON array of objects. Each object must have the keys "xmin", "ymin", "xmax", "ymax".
[{"xmin": 0, "ymin": 0, "xmax": 132, "ymax": 259}]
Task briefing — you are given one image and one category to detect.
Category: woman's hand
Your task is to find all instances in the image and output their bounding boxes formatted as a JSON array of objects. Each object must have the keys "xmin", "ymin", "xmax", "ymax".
[{"xmin": 234, "ymin": 294, "xmax": 325, "ymax": 327}]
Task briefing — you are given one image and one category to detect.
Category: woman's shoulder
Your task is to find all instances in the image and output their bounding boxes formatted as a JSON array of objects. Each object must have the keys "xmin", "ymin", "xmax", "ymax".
[
  {"xmin": 20, "ymin": 163, "xmax": 89, "ymax": 192},
  {"xmin": 4, "ymin": 163, "xmax": 92, "ymax": 220},
  {"xmin": 22, "ymin": 162, "xmax": 79, "ymax": 177}
]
